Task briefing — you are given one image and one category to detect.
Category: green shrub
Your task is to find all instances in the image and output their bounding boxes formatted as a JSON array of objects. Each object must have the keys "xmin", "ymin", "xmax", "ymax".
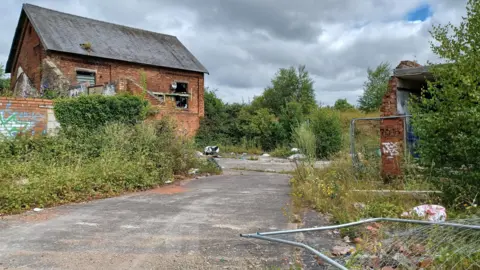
[
  {"xmin": 408, "ymin": 0, "xmax": 480, "ymax": 207},
  {"xmin": 54, "ymin": 94, "xmax": 149, "ymax": 129},
  {"xmin": 0, "ymin": 119, "xmax": 198, "ymax": 214},
  {"xmin": 270, "ymin": 146, "xmax": 294, "ymax": 158},
  {"xmin": 308, "ymin": 108, "xmax": 342, "ymax": 159},
  {"xmin": 293, "ymin": 122, "xmax": 316, "ymax": 162}
]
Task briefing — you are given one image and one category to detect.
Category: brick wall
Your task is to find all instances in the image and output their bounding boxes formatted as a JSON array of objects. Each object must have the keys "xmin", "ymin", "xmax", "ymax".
[
  {"xmin": 0, "ymin": 97, "xmax": 58, "ymax": 138},
  {"xmin": 48, "ymin": 53, "xmax": 205, "ymax": 135},
  {"xmin": 10, "ymin": 19, "xmax": 46, "ymax": 91},
  {"xmin": 8, "ymin": 20, "xmax": 205, "ymax": 136},
  {"xmin": 380, "ymin": 77, "xmax": 404, "ymax": 178}
]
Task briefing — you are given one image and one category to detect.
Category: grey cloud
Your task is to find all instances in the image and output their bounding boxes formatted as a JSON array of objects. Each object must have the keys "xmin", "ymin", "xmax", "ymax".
[{"xmin": 0, "ymin": 0, "xmax": 470, "ymax": 105}]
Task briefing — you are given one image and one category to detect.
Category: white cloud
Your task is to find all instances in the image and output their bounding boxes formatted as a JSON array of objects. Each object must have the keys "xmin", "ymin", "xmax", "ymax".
[{"xmin": 0, "ymin": 0, "xmax": 470, "ymax": 105}]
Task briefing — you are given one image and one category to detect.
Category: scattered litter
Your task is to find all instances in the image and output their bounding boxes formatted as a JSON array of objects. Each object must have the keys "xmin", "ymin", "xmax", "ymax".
[
  {"xmin": 332, "ymin": 245, "xmax": 355, "ymax": 256},
  {"xmin": 344, "ymin": 236, "xmax": 351, "ymax": 243},
  {"xmin": 165, "ymin": 180, "xmax": 173, "ymax": 184},
  {"xmin": 33, "ymin": 208, "xmax": 43, "ymax": 212},
  {"xmin": 262, "ymin": 153, "xmax": 271, "ymax": 157},
  {"xmin": 288, "ymin": 154, "xmax": 306, "ymax": 160},
  {"xmin": 353, "ymin": 237, "xmax": 363, "ymax": 244},
  {"xmin": 401, "ymin": 204, "xmax": 447, "ymax": 222},
  {"xmin": 353, "ymin": 202, "xmax": 366, "ymax": 210},
  {"xmin": 204, "ymin": 146, "xmax": 220, "ymax": 156},
  {"xmin": 189, "ymin": 168, "xmax": 200, "ymax": 175},
  {"xmin": 291, "ymin": 148, "xmax": 300, "ymax": 153},
  {"xmin": 333, "ymin": 229, "xmax": 340, "ymax": 235}
]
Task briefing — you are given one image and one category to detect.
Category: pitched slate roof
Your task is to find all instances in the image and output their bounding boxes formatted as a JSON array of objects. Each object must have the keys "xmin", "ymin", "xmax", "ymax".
[{"xmin": 6, "ymin": 4, "xmax": 208, "ymax": 74}]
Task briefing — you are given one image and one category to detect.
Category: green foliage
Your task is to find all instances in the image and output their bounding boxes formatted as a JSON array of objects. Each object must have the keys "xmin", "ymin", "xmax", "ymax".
[
  {"xmin": 196, "ymin": 65, "xmax": 319, "ymax": 153},
  {"xmin": 195, "ymin": 89, "xmax": 247, "ymax": 146},
  {"xmin": 308, "ymin": 108, "xmax": 342, "ymax": 159},
  {"xmin": 409, "ymin": 0, "xmax": 480, "ymax": 207},
  {"xmin": 246, "ymin": 108, "xmax": 286, "ymax": 151},
  {"xmin": 54, "ymin": 94, "xmax": 149, "ymax": 129},
  {"xmin": 270, "ymin": 146, "xmax": 295, "ymax": 158},
  {"xmin": 333, "ymin": 98, "xmax": 355, "ymax": 111},
  {"xmin": 259, "ymin": 65, "xmax": 316, "ymax": 116},
  {"xmin": 292, "ymin": 122, "xmax": 316, "ymax": 162},
  {"xmin": 0, "ymin": 120, "xmax": 199, "ymax": 214},
  {"xmin": 358, "ymin": 62, "xmax": 391, "ymax": 112},
  {"xmin": 0, "ymin": 63, "xmax": 10, "ymax": 93}
]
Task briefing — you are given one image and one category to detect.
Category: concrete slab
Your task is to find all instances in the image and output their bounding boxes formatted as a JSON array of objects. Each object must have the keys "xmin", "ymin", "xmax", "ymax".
[
  {"xmin": 217, "ymin": 157, "xmax": 330, "ymax": 173},
  {"xmin": 0, "ymin": 171, "xmax": 298, "ymax": 270}
]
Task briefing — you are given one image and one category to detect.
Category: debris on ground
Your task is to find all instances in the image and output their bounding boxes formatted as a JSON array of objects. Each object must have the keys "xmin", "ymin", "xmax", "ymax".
[
  {"xmin": 204, "ymin": 146, "xmax": 220, "ymax": 156},
  {"xmin": 291, "ymin": 148, "xmax": 300, "ymax": 153},
  {"xmin": 288, "ymin": 154, "xmax": 306, "ymax": 160},
  {"xmin": 189, "ymin": 168, "xmax": 200, "ymax": 175},
  {"xmin": 33, "ymin": 208, "xmax": 43, "ymax": 212},
  {"xmin": 262, "ymin": 153, "xmax": 271, "ymax": 157},
  {"xmin": 401, "ymin": 204, "xmax": 447, "ymax": 222},
  {"xmin": 331, "ymin": 245, "xmax": 355, "ymax": 256},
  {"xmin": 353, "ymin": 202, "xmax": 366, "ymax": 210}
]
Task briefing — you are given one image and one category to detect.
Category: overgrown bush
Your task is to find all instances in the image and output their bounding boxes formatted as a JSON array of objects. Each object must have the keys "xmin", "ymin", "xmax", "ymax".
[
  {"xmin": 409, "ymin": 0, "xmax": 480, "ymax": 207},
  {"xmin": 308, "ymin": 108, "xmax": 342, "ymax": 159},
  {"xmin": 0, "ymin": 119, "xmax": 198, "ymax": 214},
  {"xmin": 54, "ymin": 94, "xmax": 149, "ymax": 129}
]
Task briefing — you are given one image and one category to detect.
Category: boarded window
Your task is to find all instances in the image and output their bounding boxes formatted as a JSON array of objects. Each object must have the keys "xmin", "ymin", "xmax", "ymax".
[{"xmin": 76, "ymin": 70, "xmax": 96, "ymax": 86}]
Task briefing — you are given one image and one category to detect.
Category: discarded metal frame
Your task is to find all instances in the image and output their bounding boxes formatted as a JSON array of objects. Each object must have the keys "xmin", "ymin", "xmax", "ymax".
[
  {"xmin": 349, "ymin": 115, "xmax": 412, "ymax": 173},
  {"xmin": 240, "ymin": 218, "xmax": 480, "ymax": 270}
]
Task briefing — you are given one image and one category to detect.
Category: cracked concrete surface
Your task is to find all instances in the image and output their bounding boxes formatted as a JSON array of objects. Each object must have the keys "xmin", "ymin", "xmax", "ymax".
[
  {"xmin": 217, "ymin": 157, "xmax": 330, "ymax": 173},
  {"xmin": 0, "ymin": 171, "xmax": 298, "ymax": 270}
]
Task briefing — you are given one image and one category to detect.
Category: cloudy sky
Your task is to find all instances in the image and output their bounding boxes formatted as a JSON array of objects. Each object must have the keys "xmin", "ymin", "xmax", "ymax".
[{"xmin": 0, "ymin": 0, "xmax": 468, "ymax": 105}]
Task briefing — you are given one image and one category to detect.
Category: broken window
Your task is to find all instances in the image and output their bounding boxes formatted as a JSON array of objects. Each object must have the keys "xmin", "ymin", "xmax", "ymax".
[
  {"xmin": 173, "ymin": 82, "xmax": 189, "ymax": 109},
  {"xmin": 76, "ymin": 70, "xmax": 96, "ymax": 86}
]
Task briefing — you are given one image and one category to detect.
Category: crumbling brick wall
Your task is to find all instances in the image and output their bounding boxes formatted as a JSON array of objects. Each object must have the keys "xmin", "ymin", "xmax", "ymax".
[
  {"xmin": 380, "ymin": 60, "xmax": 422, "ymax": 178},
  {"xmin": 10, "ymin": 19, "xmax": 46, "ymax": 92},
  {"xmin": 380, "ymin": 77, "xmax": 404, "ymax": 177},
  {"xmin": 0, "ymin": 97, "xmax": 58, "ymax": 138},
  {"xmin": 47, "ymin": 53, "xmax": 205, "ymax": 136}
]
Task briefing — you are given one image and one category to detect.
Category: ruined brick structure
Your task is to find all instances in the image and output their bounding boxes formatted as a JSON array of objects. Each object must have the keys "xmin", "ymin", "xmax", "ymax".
[
  {"xmin": 380, "ymin": 61, "xmax": 431, "ymax": 178},
  {"xmin": 0, "ymin": 97, "xmax": 59, "ymax": 138},
  {"xmin": 6, "ymin": 4, "xmax": 208, "ymax": 136}
]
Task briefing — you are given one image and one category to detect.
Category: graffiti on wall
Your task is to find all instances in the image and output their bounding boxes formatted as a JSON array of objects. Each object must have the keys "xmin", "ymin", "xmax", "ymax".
[
  {"xmin": 382, "ymin": 142, "xmax": 399, "ymax": 159},
  {"xmin": 0, "ymin": 102, "xmax": 46, "ymax": 138}
]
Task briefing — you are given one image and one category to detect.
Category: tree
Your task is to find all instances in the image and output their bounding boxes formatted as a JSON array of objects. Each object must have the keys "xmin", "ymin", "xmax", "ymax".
[
  {"xmin": 409, "ymin": 0, "xmax": 480, "ymax": 207},
  {"xmin": 358, "ymin": 62, "xmax": 391, "ymax": 112},
  {"xmin": 195, "ymin": 88, "xmax": 230, "ymax": 145},
  {"xmin": 0, "ymin": 63, "xmax": 10, "ymax": 93},
  {"xmin": 260, "ymin": 65, "xmax": 316, "ymax": 116},
  {"xmin": 333, "ymin": 98, "xmax": 354, "ymax": 111}
]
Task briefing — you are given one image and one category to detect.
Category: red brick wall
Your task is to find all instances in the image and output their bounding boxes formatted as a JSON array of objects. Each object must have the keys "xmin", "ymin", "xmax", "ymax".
[
  {"xmin": 0, "ymin": 97, "xmax": 53, "ymax": 138},
  {"xmin": 47, "ymin": 52, "xmax": 205, "ymax": 135},
  {"xmin": 380, "ymin": 77, "xmax": 404, "ymax": 177},
  {"xmin": 10, "ymin": 19, "xmax": 46, "ymax": 91}
]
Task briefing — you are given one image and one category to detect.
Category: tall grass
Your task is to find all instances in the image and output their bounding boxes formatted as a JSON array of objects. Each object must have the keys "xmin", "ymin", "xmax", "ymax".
[
  {"xmin": 0, "ymin": 119, "xmax": 200, "ymax": 214},
  {"xmin": 293, "ymin": 122, "xmax": 316, "ymax": 162}
]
